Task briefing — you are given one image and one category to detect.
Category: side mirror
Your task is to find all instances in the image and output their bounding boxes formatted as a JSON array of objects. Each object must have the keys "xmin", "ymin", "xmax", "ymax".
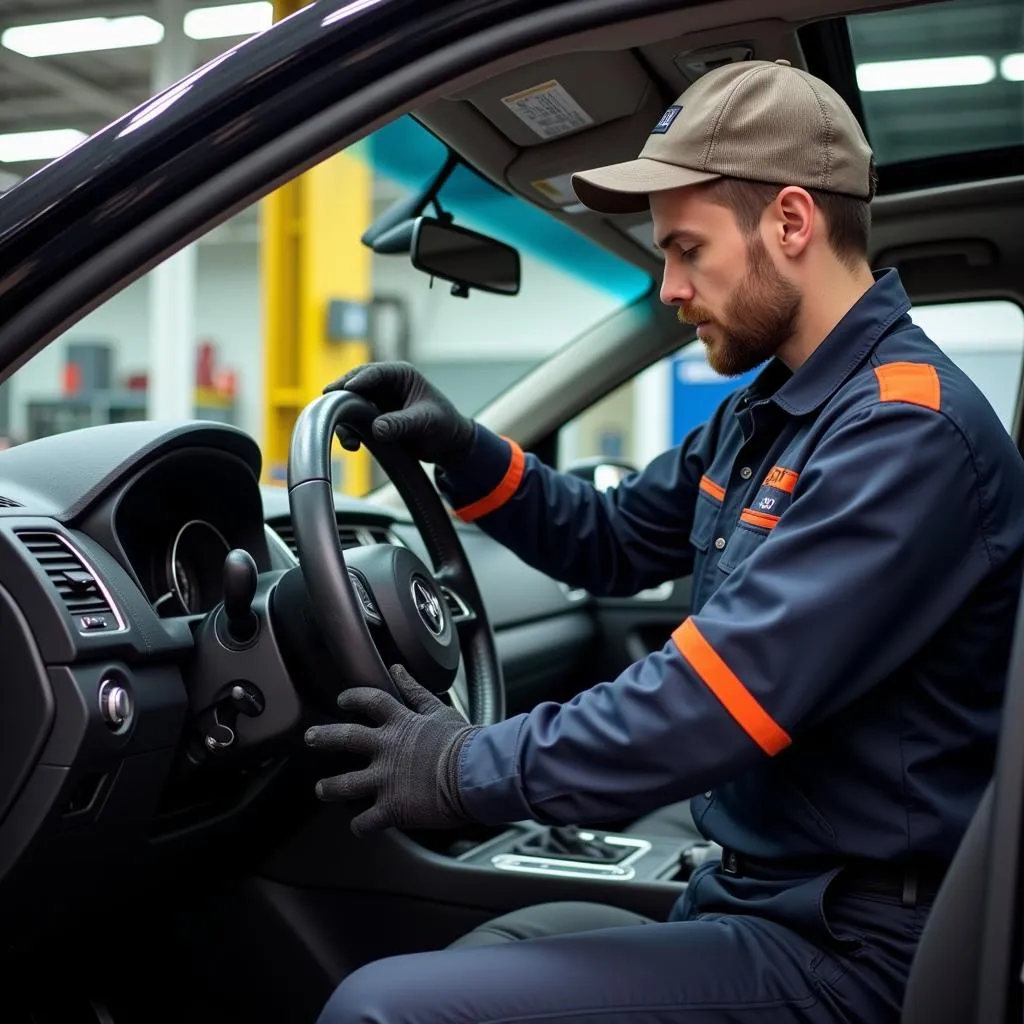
[
  {"xmin": 563, "ymin": 456, "xmax": 637, "ymax": 492},
  {"xmin": 411, "ymin": 216, "xmax": 521, "ymax": 297}
]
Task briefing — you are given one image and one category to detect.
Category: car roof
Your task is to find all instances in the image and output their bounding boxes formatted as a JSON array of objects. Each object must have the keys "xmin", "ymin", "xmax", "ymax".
[{"xmin": 411, "ymin": 0, "xmax": 1024, "ymax": 297}]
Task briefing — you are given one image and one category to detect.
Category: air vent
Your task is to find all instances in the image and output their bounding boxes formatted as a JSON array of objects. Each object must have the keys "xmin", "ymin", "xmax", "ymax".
[
  {"xmin": 362, "ymin": 525, "xmax": 394, "ymax": 545},
  {"xmin": 336, "ymin": 525, "xmax": 365, "ymax": 550},
  {"xmin": 0, "ymin": 495, "xmax": 22, "ymax": 508},
  {"xmin": 18, "ymin": 531, "xmax": 122, "ymax": 632},
  {"xmin": 269, "ymin": 518, "xmax": 395, "ymax": 560}
]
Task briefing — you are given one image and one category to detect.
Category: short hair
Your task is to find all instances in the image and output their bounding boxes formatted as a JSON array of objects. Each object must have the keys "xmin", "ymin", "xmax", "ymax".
[{"xmin": 701, "ymin": 164, "xmax": 877, "ymax": 268}]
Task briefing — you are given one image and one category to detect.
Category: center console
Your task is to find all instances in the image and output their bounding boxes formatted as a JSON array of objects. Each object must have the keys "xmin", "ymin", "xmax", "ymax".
[
  {"xmin": 262, "ymin": 812, "xmax": 724, "ymax": 939},
  {"xmin": 454, "ymin": 822, "xmax": 709, "ymax": 885}
]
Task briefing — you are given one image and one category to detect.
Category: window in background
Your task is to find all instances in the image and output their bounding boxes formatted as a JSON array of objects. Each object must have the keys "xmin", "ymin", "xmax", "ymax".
[
  {"xmin": 911, "ymin": 300, "xmax": 1024, "ymax": 431},
  {"xmin": 846, "ymin": 0, "xmax": 1024, "ymax": 166}
]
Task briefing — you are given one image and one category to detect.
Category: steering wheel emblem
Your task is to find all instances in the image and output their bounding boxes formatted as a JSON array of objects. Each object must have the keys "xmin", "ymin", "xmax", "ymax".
[{"xmin": 411, "ymin": 577, "xmax": 445, "ymax": 636}]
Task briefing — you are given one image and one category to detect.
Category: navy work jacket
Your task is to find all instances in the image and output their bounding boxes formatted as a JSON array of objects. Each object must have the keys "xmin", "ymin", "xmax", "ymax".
[{"xmin": 437, "ymin": 270, "xmax": 1024, "ymax": 866}]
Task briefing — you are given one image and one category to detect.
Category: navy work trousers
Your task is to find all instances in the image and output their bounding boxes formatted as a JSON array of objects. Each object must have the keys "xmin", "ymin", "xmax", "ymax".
[{"xmin": 316, "ymin": 862, "xmax": 930, "ymax": 1023}]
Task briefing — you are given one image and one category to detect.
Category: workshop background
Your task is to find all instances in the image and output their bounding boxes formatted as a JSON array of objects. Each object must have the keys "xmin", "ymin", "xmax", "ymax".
[{"xmin": 1, "ymin": 0, "xmax": 1022, "ymax": 496}]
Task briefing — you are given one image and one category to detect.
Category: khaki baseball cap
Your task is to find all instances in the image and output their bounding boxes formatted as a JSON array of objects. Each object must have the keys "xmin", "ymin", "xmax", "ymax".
[{"xmin": 571, "ymin": 59, "xmax": 875, "ymax": 214}]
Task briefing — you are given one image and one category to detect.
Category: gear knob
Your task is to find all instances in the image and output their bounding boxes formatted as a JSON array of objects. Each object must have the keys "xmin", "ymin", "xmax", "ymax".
[{"xmin": 223, "ymin": 548, "xmax": 258, "ymax": 645}]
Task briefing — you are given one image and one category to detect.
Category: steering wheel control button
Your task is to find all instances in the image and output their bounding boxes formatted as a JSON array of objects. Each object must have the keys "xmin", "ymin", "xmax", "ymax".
[
  {"xmin": 349, "ymin": 571, "xmax": 382, "ymax": 623},
  {"xmin": 439, "ymin": 585, "xmax": 474, "ymax": 624},
  {"xmin": 411, "ymin": 575, "xmax": 445, "ymax": 637},
  {"xmin": 98, "ymin": 679, "xmax": 132, "ymax": 730}
]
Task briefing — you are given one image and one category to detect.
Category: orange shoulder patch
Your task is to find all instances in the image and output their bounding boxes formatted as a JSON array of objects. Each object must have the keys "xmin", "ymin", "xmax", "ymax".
[{"xmin": 874, "ymin": 362, "xmax": 940, "ymax": 411}]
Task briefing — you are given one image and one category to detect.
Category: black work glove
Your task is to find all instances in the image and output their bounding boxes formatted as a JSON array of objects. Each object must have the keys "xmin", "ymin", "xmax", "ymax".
[
  {"xmin": 324, "ymin": 361, "xmax": 476, "ymax": 468},
  {"xmin": 304, "ymin": 664, "xmax": 481, "ymax": 837}
]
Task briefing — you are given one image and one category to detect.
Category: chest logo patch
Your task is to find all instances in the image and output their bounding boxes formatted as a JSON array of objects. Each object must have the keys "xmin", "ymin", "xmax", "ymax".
[{"xmin": 763, "ymin": 466, "xmax": 799, "ymax": 493}]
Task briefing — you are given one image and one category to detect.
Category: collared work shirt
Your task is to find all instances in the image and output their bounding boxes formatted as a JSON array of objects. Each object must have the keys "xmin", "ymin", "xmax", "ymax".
[{"xmin": 437, "ymin": 270, "xmax": 1024, "ymax": 864}]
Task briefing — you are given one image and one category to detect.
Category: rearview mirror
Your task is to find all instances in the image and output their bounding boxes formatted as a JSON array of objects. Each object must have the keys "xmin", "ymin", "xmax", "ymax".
[{"xmin": 411, "ymin": 217, "xmax": 520, "ymax": 297}]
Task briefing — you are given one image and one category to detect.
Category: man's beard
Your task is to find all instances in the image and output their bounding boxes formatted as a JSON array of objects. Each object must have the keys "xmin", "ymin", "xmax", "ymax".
[{"xmin": 678, "ymin": 237, "xmax": 801, "ymax": 377}]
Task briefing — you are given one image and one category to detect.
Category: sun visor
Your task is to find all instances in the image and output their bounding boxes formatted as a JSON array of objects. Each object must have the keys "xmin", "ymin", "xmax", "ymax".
[
  {"xmin": 445, "ymin": 51, "xmax": 652, "ymax": 150},
  {"xmin": 504, "ymin": 81, "xmax": 664, "ymax": 212}
]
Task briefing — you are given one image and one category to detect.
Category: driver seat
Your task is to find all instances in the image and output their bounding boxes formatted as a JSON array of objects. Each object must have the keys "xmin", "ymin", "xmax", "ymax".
[{"xmin": 900, "ymin": 780, "xmax": 994, "ymax": 1023}]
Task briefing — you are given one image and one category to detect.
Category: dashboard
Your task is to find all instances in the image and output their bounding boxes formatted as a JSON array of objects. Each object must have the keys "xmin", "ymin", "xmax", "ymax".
[{"xmin": 0, "ymin": 419, "xmax": 599, "ymax": 947}]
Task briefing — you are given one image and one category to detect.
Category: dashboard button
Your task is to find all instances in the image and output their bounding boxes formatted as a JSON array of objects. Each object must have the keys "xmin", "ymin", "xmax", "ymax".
[
  {"xmin": 98, "ymin": 679, "xmax": 132, "ymax": 729},
  {"xmin": 80, "ymin": 614, "xmax": 109, "ymax": 630}
]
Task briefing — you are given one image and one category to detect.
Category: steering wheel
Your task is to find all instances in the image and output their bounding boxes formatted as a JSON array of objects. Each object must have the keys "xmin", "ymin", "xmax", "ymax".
[{"xmin": 285, "ymin": 388, "xmax": 505, "ymax": 727}]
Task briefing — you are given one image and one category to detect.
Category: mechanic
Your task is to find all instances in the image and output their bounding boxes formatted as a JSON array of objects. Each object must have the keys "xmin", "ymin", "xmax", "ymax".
[{"xmin": 307, "ymin": 59, "xmax": 1024, "ymax": 1023}]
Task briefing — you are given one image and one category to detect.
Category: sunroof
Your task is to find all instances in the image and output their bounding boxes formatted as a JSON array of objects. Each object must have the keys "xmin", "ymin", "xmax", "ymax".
[{"xmin": 846, "ymin": 0, "xmax": 1024, "ymax": 167}]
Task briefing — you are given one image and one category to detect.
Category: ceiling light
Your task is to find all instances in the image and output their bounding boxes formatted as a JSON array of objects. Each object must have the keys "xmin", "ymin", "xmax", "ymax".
[
  {"xmin": 184, "ymin": 2, "xmax": 273, "ymax": 39},
  {"xmin": 1001, "ymin": 53, "xmax": 1024, "ymax": 82},
  {"xmin": 1, "ymin": 16, "xmax": 163, "ymax": 57},
  {"xmin": 0, "ymin": 129, "xmax": 88, "ymax": 163},
  {"xmin": 856, "ymin": 55, "xmax": 996, "ymax": 92}
]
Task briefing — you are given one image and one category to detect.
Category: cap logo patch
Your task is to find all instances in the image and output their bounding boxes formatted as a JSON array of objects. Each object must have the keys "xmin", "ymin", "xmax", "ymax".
[{"xmin": 651, "ymin": 105, "xmax": 682, "ymax": 134}]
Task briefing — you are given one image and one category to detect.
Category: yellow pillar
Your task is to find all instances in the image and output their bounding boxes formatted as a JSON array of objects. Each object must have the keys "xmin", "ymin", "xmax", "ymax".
[{"xmin": 260, "ymin": 0, "xmax": 373, "ymax": 492}]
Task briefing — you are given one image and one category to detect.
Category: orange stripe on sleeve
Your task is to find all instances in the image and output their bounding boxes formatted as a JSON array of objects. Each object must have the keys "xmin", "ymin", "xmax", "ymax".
[
  {"xmin": 699, "ymin": 475, "xmax": 726, "ymax": 502},
  {"xmin": 740, "ymin": 509, "xmax": 780, "ymax": 530},
  {"xmin": 763, "ymin": 466, "xmax": 798, "ymax": 493},
  {"xmin": 453, "ymin": 438, "xmax": 526, "ymax": 523},
  {"xmin": 672, "ymin": 618, "xmax": 791, "ymax": 756},
  {"xmin": 875, "ymin": 362, "xmax": 940, "ymax": 411}
]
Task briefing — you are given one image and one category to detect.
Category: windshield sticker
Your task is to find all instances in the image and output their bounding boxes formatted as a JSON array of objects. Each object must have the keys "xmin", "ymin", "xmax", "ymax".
[{"xmin": 501, "ymin": 80, "xmax": 594, "ymax": 140}]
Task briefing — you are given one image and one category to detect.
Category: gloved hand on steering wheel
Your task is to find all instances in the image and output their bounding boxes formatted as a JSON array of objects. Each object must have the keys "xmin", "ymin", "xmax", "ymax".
[
  {"xmin": 304, "ymin": 664, "xmax": 482, "ymax": 837},
  {"xmin": 325, "ymin": 361, "xmax": 476, "ymax": 468}
]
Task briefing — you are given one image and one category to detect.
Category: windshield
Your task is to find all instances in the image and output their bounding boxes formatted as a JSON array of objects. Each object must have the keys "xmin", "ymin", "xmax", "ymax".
[{"xmin": 0, "ymin": 115, "xmax": 651, "ymax": 497}]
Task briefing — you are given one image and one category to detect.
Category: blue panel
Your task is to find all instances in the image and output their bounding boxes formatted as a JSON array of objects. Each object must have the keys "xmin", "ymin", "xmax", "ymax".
[
  {"xmin": 366, "ymin": 117, "xmax": 652, "ymax": 303},
  {"xmin": 670, "ymin": 355, "xmax": 759, "ymax": 444}
]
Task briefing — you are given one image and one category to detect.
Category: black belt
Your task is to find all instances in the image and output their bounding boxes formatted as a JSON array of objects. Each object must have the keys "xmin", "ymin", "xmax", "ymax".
[{"xmin": 719, "ymin": 848, "xmax": 945, "ymax": 908}]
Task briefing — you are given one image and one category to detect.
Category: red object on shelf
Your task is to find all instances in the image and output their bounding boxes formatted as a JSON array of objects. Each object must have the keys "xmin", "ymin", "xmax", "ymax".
[
  {"xmin": 63, "ymin": 362, "xmax": 81, "ymax": 395},
  {"xmin": 197, "ymin": 340, "xmax": 215, "ymax": 388}
]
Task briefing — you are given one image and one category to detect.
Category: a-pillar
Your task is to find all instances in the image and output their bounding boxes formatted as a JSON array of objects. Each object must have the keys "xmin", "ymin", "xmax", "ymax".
[{"xmin": 148, "ymin": 0, "xmax": 196, "ymax": 422}]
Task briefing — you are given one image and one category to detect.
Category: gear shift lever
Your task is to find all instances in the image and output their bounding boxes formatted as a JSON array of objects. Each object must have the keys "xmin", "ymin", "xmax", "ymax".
[{"xmin": 514, "ymin": 825, "xmax": 626, "ymax": 863}]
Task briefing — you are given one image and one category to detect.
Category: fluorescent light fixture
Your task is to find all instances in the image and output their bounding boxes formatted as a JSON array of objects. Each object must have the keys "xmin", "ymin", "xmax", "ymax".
[
  {"xmin": 184, "ymin": 2, "xmax": 273, "ymax": 39},
  {"xmin": 0, "ymin": 129, "xmax": 88, "ymax": 163},
  {"xmin": 1001, "ymin": 53, "xmax": 1024, "ymax": 82},
  {"xmin": 856, "ymin": 55, "xmax": 996, "ymax": 92},
  {"xmin": 1, "ymin": 16, "xmax": 163, "ymax": 57}
]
